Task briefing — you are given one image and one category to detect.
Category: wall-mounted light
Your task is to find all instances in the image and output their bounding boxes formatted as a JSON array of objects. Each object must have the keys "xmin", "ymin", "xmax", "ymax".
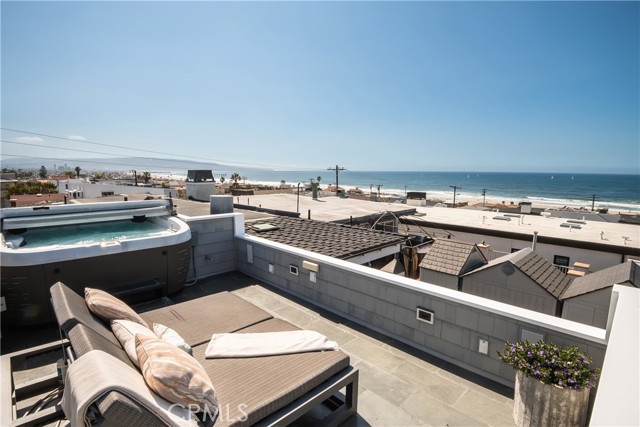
[{"xmin": 302, "ymin": 260, "xmax": 319, "ymax": 272}]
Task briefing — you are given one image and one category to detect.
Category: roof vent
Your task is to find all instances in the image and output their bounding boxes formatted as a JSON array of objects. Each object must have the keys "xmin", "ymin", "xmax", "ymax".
[{"xmin": 252, "ymin": 223, "xmax": 280, "ymax": 232}]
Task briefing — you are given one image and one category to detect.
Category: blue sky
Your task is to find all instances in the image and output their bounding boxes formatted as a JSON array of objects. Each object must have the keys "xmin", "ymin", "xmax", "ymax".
[{"xmin": 2, "ymin": 1, "xmax": 638, "ymax": 173}]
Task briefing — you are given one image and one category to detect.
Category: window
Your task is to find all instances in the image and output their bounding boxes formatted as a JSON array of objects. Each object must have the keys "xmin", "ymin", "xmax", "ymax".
[
  {"xmin": 554, "ymin": 255, "xmax": 570, "ymax": 267},
  {"xmin": 101, "ymin": 191, "xmax": 115, "ymax": 197}
]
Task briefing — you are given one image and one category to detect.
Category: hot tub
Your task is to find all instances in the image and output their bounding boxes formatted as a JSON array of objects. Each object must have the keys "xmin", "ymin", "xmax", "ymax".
[{"xmin": 1, "ymin": 200, "xmax": 192, "ymax": 325}]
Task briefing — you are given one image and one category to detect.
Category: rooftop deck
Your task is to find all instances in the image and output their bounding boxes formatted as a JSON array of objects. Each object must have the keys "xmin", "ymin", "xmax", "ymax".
[{"xmin": 3, "ymin": 271, "xmax": 514, "ymax": 426}]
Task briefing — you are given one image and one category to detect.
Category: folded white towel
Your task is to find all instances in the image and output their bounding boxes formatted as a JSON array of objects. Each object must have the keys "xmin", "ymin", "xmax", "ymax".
[{"xmin": 205, "ymin": 330, "xmax": 339, "ymax": 358}]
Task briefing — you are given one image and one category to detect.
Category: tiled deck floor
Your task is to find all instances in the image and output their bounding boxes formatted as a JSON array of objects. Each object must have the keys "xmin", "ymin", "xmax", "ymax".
[
  {"xmin": 191, "ymin": 272, "xmax": 515, "ymax": 427},
  {"xmin": 3, "ymin": 271, "xmax": 515, "ymax": 426}
]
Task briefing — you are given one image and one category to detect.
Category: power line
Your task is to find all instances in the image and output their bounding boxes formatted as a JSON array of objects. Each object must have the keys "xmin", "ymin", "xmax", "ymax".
[
  {"xmin": 1, "ymin": 127, "xmax": 300, "ymax": 170},
  {"xmin": 2, "ymin": 139, "xmax": 158, "ymax": 159}
]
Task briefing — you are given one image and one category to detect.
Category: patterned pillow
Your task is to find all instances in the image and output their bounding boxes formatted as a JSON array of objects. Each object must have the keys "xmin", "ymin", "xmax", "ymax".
[
  {"xmin": 153, "ymin": 323, "xmax": 193, "ymax": 355},
  {"xmin": 112, "ymin": 320, "xmax": 157, "ymax": 368},
  {"xmin": 136, "ymin": 335, "xmax": 218, "ymax": 414},
  {"xmin": 85, "ymin": 287, "xmax": 148, "ymax": 328}
]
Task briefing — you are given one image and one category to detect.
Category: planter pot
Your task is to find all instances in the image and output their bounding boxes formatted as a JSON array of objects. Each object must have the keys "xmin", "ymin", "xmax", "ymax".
[{"xmin": 513, "ymin": 371, "xmax": 590, "ymax": 427}]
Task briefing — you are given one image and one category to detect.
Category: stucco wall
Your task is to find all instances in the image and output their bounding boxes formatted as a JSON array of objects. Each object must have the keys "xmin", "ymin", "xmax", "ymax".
[
  {"xmin": 180, "ymin": 214, "xmax": 236, "ymax": 279},
  {"xmin": 419, "ymin": 269, "xmax": 458, "ymax": 290},
  {"xmin": 234, "ymin": 234, "xmax": 606, "ymax": 387},
  {"xmin": 462, "ymin": 266, "xmax": 559, "ymax": 316},
  {"xmin": 562, "ymin": 288, "xmax": 613, "ymax": 329}
]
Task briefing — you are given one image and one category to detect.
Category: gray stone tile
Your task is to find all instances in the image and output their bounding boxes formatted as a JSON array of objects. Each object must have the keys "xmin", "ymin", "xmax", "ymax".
[
  {"xmin": 271, "ymin": 303, "xmax": 318, "ymax": 328},
  {"xmin": 400, "ymin": 391, "xmax": 488, "ymax": 427},
  {"xmin": 355, "ymin": 389, "xmax": 425, "ymax": 427},
  {"xmin": 392, "ymin": 361, "xmax": 467, "ymax": 405},
  {"xmin": 341, "ymin": 338, "xmax": 406, "ymax": 373},
  {"xmin": 306, "ymin": 319, "xmax": 358, "ymax": 347},
  {"xmin": 354, "ymin": 361, "xmax": 418, "ymax": 407},
  {"xmin": 380, "ymin": 342, "xmax": 444, "ymax": 373},
  {"xmin": 435, "ymin": 364, "xmax": 514, "ymax": 407},
  {"xmin": 231, "ymin": 286, "xmax": 288, "ymax": 314},
  {"xmin": 454, "ymin": 389, "xmax": 515, "ymax": 426}
]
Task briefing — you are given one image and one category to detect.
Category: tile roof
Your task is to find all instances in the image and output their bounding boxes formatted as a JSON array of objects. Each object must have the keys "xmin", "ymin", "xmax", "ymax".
[
  {"xmin": 561, "ymin": 260, "xmax": 640, "ymax": 299},
  {"xmin": 245, "ymin": 216, "xmax": 407, "ymax": 259},
  {"xmin": 513, "ymin": 251, "xmax": 574, "ymax": 299},
  {"xmin": 419, "ymin": 239, "xmax": 485, "ymax": 276}
]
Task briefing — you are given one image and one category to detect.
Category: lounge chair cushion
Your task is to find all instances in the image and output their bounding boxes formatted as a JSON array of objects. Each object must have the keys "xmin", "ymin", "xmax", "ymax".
[
  {"xmin": 50, "ymin": 282, "xmax": 121, "ymax": 346},
  {"xmin": 153, "ymin": 323, "xmax": 193, "ymax": 355},
  {"xmin": 85, "ymin": 287, "xmax": 149, "ymax": 328},
  {"xmin": 195, "ymin": 318, "xmax": 351, "ymax": 427},
  {"xmin": 136, "ymin": 335, "xmax": 218, "ymax": 415},
  {"xmin": 112, "ymin": 320, "xmax": 157, "ymax": 368},
  {"xmin": 140, "ymin": 292, "xmax": 273, "ymax": 347}
]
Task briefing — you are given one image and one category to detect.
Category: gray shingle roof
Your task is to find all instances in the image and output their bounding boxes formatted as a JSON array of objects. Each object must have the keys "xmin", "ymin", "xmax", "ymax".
[
  {"xmin": 419, "ymin": 239, "xmax": 485, "ymax": 276},
  {"xmin": 561, "ymin": 260, "xmax": 639, "ymax": 299},
  {"xmin": 245, "ymin": 216, "xmax": 406, "ymax": 259},
  {"xmin": 513, "ymin": 251, "xmax": 574, "ymax": 299}
]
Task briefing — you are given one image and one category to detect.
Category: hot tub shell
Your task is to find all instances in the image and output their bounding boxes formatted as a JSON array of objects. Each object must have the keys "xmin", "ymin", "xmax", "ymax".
[{"xmin": 1, "ymin": 200, "xmax": 192, "ymax": 325}]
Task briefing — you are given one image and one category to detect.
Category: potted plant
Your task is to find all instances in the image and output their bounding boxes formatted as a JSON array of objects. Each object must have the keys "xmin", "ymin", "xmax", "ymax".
[{"xmin": 498, "ymin": 340, "xmax": 600, "ymax": 427}]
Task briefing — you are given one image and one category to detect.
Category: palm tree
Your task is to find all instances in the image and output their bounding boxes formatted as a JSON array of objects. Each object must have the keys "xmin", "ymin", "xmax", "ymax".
[
  {"xmin": 74, "ymin": 166, "xmax": 81, "ymax": 179},
  {"xmin": 280, "ymin": 179, "xmax": 286, "ymax": 188},
  {"xmin": 230, "ymin": 172, "xmax": 241, "ymax": 188},
  {"xmin": 141, "ymin": 171, "xmax": 152, "ymax": 184},
  {"xmin": 219, "ymin": 176, "xmax": 225, "ymax": 184}
]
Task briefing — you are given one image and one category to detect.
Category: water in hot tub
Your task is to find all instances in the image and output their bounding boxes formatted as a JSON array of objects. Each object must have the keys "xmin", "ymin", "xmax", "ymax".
[{"xmin": 4, "ymin": 220, "xmax": 167, "ymax": 249}]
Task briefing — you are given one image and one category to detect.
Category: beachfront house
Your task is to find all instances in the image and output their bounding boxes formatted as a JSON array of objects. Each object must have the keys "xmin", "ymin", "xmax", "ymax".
[
  {"xmin": 418, "ymin": 239, "xmax": 487, "ymax": 290},
  {"xmin": 561, "ymin": 260, "xmax": 640, "ymax": 328},
  {"xmin": 460, "ymin": 248, "xmax": 573, "ymax": 316}
]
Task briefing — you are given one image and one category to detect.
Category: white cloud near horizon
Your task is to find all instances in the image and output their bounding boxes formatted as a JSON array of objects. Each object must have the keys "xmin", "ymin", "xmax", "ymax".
[
  {"xmin": 67, "ymin": 135, "xmax": 87, "ymax": 141},
  {"xmin": 15, "ymin": 136, "xmax": 44, "ymax": 143}
]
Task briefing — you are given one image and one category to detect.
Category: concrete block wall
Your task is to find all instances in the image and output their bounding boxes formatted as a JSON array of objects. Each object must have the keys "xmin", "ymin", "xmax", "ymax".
[
  {"xmin": 180, "ymin": 214, "xmax": 236, "ymax": 279},
  {"xmin": 235, "ymin": 235, "xmax": 607, "ymax": 387}
]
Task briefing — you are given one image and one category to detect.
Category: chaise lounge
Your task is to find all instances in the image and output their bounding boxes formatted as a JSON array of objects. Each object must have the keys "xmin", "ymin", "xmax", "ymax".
[{"xmin": 48, "ymin": 281, "xmax": 359, "ymax": 426}]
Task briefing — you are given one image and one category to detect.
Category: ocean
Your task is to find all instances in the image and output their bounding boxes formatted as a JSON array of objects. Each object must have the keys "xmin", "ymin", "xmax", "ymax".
[{"xmin": 173, "ymin": 170, "xmax": 640, "ymax": 213}]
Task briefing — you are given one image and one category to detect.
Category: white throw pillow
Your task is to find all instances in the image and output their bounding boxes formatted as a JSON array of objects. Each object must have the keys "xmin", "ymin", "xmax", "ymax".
[
  {"xmin": 153, "ymin": 323, "xmax": 193, "ymax": 355},
  {"xmin": 112, "ymin": 319, "xmax": 157, "ymax": 367}
]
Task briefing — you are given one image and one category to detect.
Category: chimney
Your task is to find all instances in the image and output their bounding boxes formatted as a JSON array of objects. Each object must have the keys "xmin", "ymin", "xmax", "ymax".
[
  {"xmin": 477, "ymin": 241, "xmax": 490, "ymax": 260},
  {"xmin": 532, "ymin": 231, "xmax": 538, "ymax": 251}
]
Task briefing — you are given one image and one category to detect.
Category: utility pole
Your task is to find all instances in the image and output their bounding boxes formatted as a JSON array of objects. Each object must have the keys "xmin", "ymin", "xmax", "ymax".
[
  {"xmin": 327, "ymin": 165, "xmax": 346, "ymax": 197},
  {"xmin": 450, "ymin": 185, "xmax": 461, "ymax": 208},
  {"xmin": 297, "ymin": 183, "xmax": 301, "ymax": 214},
  {"xmin": 482, "ymin": 188, "xmax": 487, "ymax": 207},
  {"xmin": 591, "ymin": 194, "xmax": 598, "ymax": 211},
  {"xmin": 377, "ymin": 184, "xmax": 383, "ymax": 196}
]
